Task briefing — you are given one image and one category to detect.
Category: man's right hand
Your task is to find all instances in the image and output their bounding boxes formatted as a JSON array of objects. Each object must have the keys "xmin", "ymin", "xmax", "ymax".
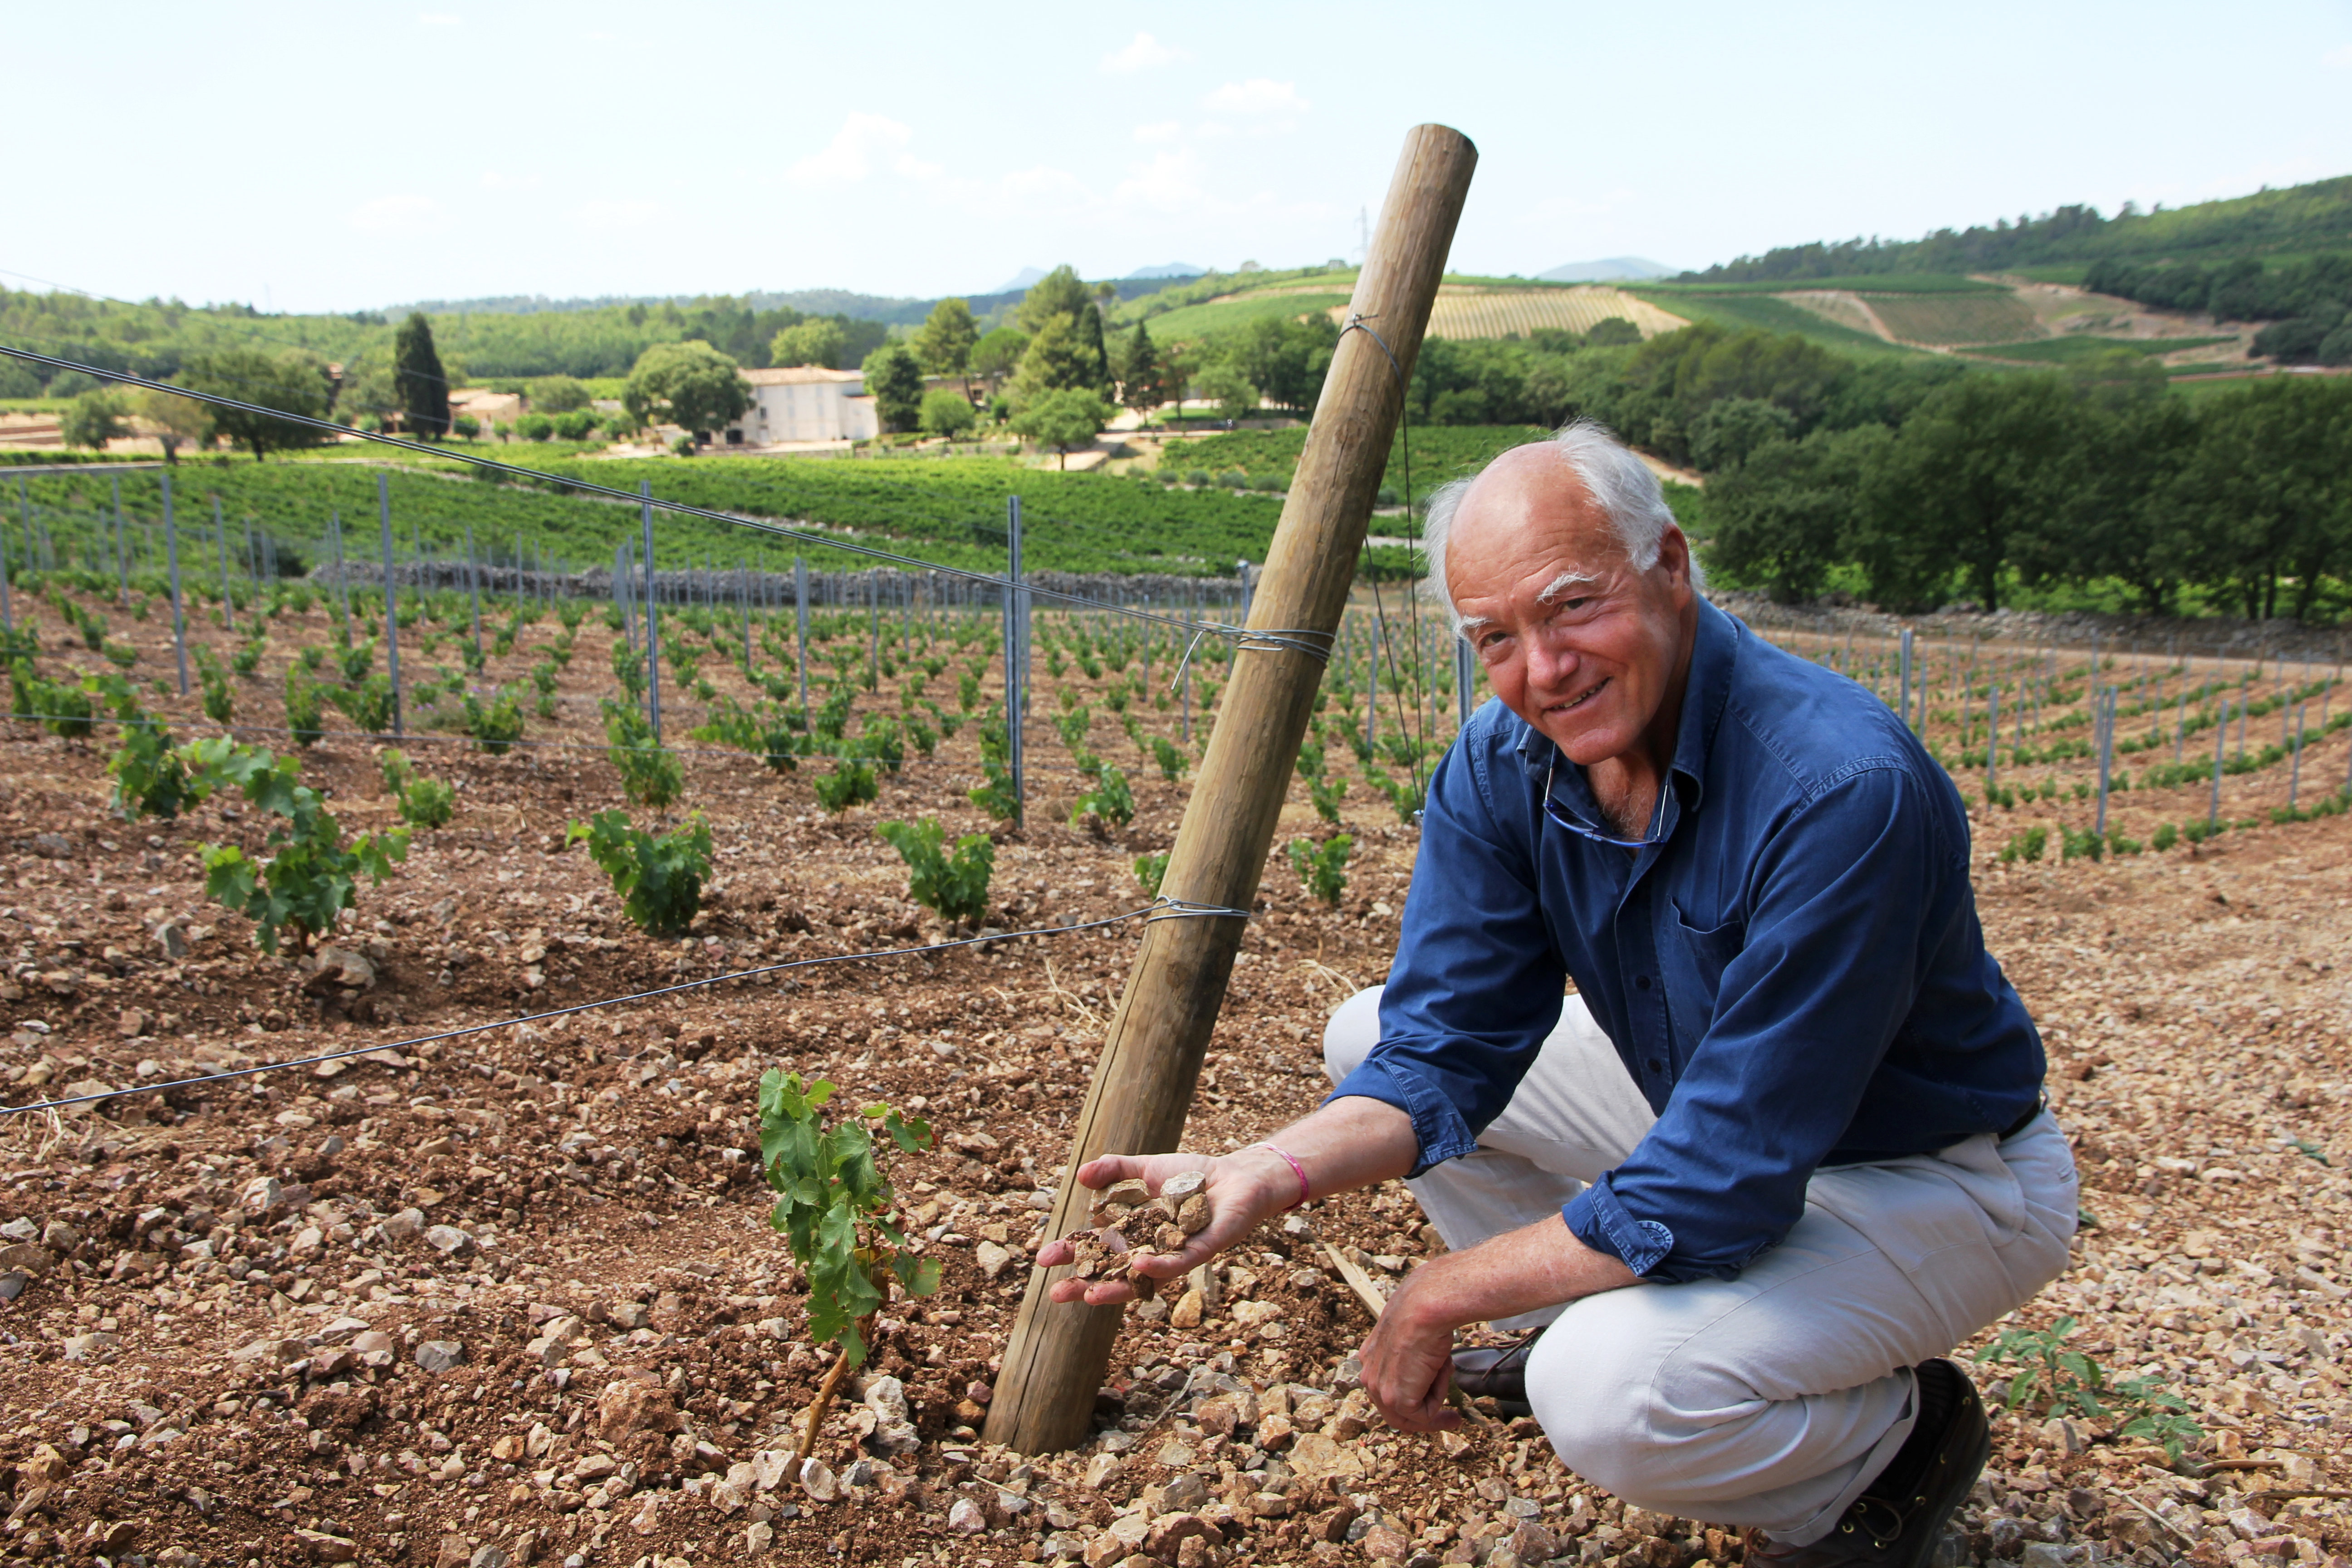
[{"xmin": 1034, "ymin": 1147, "xmax": 1298, "ymax": 1307}]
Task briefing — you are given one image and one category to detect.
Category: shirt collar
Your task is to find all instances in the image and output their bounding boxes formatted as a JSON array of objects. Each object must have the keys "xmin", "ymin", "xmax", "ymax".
[{"xmin": 1512, "ymin": 596, "xmax": 1742, "ymax": 824}]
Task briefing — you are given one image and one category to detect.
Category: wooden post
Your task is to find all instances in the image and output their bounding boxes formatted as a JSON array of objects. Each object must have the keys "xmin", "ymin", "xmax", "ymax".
[{"xmin": 983, "ymin": 122, "xmax": 1476, "ymax": 1456}]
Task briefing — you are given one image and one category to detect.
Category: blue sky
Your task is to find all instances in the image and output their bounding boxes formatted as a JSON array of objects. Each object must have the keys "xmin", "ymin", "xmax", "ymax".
[{"xmin": 12, "ymin": 0, "xmax": 2352, "ymax": 314}]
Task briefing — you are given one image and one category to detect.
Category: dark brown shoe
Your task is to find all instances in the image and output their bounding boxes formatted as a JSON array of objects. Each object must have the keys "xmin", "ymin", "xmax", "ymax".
[
  {"xmin": 1744, "ymin": 1360, "xmax": 1988, "ymax": 1568},
  {"xmin": 1450, "ymin": 1329, "xmax": 1541, "ymax": 1416}
]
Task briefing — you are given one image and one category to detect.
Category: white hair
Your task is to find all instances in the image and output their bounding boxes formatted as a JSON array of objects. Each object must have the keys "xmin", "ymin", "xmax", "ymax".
[{"xmin": 1420, "ymin": 418, "xmax": 1701, "ymax": 634}]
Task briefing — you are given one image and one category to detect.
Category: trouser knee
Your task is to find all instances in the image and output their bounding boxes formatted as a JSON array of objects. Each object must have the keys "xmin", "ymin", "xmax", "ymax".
[{"xmin": 1322, "ymin": 985, "xmax": 1383, "ymax": 1088}]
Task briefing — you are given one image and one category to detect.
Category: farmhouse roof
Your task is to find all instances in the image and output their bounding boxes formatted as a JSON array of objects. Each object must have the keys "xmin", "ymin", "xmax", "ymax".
[{"xmin": 741, "ymin": 366, "xmax": 865, "ymax": 386}]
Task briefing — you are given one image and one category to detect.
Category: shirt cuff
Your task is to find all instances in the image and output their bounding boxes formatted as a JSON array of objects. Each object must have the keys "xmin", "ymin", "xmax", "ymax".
[
  {"xmin": 1564, "ymin": 1178, "xmax": 1676, "ymax": 1277},
  {"xmin": 1322, "ymin": 1057, "xmax": 1479, "ymax": 1177}
]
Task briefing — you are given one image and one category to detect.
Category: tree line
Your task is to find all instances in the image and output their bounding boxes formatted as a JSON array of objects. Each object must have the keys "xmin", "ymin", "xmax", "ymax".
[
  {"xmin": 1676, "ymin": 173, "xmax": 2352, "ymax": 284},
  {"xmin": 1700, "ymin": 363, "xmax": 2352, "ymax": 622},
  {"xmin": 2083, "ymin": 254, "xmax": 2352, "ymax": 365}
]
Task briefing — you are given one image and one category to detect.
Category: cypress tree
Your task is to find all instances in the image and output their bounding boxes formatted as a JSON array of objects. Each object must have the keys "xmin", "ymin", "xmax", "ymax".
[{"xmin": 394, "ymin": 312, "xmax": 451, "ymax": 439}]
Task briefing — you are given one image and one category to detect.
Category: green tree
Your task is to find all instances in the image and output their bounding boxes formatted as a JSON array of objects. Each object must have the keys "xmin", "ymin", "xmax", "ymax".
[
  {"xmin": 911, "ymin": 298, "xmax": 979, "ymax": 393},
  {"xmin": 1704, "ymin": 424, "xmax": 1888, "ymax": 603},
  {"xmin": 919, "ymin": 388, "xmax": 976, "ymax": 437},
  {"xmin": 179, "ymin": 348, "xmax": 330, "ymax": 461},
  {"xmin": 394, "ymin": 312, "xmax": 452, "ymax": 439},
  {"xmin": 531, "ymin": 375, "xmax": 592, "ymax": 413},
  {"xmin": 1017, "ymin": 265, "xmax": 1096, "ymax": 335},
  {"xmin": 970, "ymin": 326, "xmax": 1029, "ymax": 389},
  {"xmin": 2171, "ymin": 376, "xmax": 2352, "ymax": 621},
  {"xmin": 623, "ymin": 340, "xmax": 750, "ymax": 441},
  {"xmin": 133, "ymin": 386, "xmax": 211, "ymax": 464},
  {"xmin": 1194, "ymin": 359, "xmax": 1260, "ymax": 423},
  {"xmin": 61, "ymin": 388, "xmax": 128, "ymax": 451},
  {"xmin": 1225, "ymin": 314, "xmax": 1338, "ymax": 414},
  {"xmin": 1117, "ymin": 322, "xmax": 1168, "ymax": 421},
  {"xmin": 863, "ymin": 342, "xmax": 926, "ymax": 433},
  {"xmin": 771, "ymin": 318, "xmax": 847, "ymax": 369},
  {"xmin": 1010, "ymin": 389, "xmax": 1108, "ymax": 468},
  {"xmin": 1857, "ymin": 374, "xmax": 2086, "ymax": 612},
  {"xmin": 1010, "ymin": 314, "xmax": 1111, "ymax": 404}
]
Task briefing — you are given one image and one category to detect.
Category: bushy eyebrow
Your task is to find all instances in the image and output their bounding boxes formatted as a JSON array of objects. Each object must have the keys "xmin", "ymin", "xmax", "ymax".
[
  {"xmin": 1458, "ymin": 613, "xmax": 1493, "ymax": 633},
  {"xmin": 1535, "ymin": 569, "xmax": 1601, "ymax": 604}
]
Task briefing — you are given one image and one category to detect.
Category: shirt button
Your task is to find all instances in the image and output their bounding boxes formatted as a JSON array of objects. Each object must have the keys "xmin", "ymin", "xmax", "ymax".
[
  {"xmin": 1646, "ymin": 1059, "xmax": 1664, "ymax": 1073},
  {"xmin": 1634, "ymin": 975, "xmax": 1652, "ymax": 991}
]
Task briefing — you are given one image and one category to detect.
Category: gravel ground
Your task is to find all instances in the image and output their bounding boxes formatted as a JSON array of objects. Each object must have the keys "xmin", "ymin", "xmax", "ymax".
[{"xmin": 0, "ymin": 587, "xmax": 2345, "ymax": 1568}]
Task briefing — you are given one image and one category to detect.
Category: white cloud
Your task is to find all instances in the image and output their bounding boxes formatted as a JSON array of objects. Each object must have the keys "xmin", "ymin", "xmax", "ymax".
[
  {"xmin": 1113, "ymin": 150, "xmax": 1210, "ymax": 215},
  {"xmin": 1133, "ymin": 121, "xmax": 1183, "ymax": 144},
  {"xmin": 787, "ymin": 113, "xmax": 919, "ymax": 187},
  {"xmin": 479, "ymin": 169, "xmax": 540, "ymax": 191},
  {"xmin": 347, "ymin": 194, "xmax": 446, "ymax": 235},
  {"xmin": 572, "ymin": 200, "xmax": 662, "ymax": 231},
  {"xmin": 1201, "ymin": 78, "xmax": 1308, "ymax": 118},
  {"xmin": 2325, "ymin": 43, "xmax": 2352, "ymax": 67},
  {"xmin": 1101, "ymin": 32, "xmax": 1191, "ymax": 74}
]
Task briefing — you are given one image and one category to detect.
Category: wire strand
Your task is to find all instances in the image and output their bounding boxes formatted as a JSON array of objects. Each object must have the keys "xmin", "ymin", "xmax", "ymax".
[{"xmin": 0, "ymin": 904, "xmax": 1163, "ymax": 1119}]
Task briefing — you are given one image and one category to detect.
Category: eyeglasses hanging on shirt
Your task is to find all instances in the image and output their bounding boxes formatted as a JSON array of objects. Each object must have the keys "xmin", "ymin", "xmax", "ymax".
[{"xmin": 1540, "ymin": 754, "xmax": 1672, "ymax": 850}]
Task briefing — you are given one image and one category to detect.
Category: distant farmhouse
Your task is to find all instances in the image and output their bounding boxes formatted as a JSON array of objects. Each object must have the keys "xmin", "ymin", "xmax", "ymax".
[{"xmin": 730, "ymin": 367, "xmax": 878, "ymax": 447}]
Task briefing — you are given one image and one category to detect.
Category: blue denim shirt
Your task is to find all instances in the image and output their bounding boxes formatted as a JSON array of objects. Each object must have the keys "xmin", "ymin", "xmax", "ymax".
[{"xmin": 1328, "ymin": 599, "xmax": 2045, "ymax": 1284}]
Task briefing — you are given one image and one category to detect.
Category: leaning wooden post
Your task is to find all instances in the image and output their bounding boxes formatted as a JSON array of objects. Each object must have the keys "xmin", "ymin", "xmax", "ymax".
[{"xmin": 984, "ymin": 123, "xmax": 1476, "ymax": 1456}]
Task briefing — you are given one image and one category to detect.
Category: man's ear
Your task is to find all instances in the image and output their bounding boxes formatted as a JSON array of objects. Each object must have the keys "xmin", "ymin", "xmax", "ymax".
[{"xmin": 1657, "ymin": 526, "xmax": 1694, "ymax": 593}]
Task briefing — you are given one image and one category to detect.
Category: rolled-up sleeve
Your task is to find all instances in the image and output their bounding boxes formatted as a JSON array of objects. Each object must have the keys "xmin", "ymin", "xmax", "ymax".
[
  {"xmin": 1323, "ymin": 727, "xmax": 1567, "ymax": 1176},
  {"xmin": 1563, "ymin": 765, "xmax": 1963, "ymax": 1282}
]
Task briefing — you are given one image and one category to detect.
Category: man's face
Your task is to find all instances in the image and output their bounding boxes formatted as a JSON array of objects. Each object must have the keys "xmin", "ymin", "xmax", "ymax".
[{"xmin": 1447, "ymin": 446, "xmax": 1695, "ymax": 767}]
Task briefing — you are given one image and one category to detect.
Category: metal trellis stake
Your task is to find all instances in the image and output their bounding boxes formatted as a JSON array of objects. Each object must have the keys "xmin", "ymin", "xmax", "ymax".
[
  {"xmin": 378, "ymin": 473, "xmax": 403, "ymax": 738},
  {"xmin": 164, "ymin": 475, "xmax": 186, "ymax": 695},
  {"xmin": 794, "ymin": 556, "xmax": 810, "ymax": 720},
  {"xmin": 985, "ymin": 122, "xmax": 1476, "ymax": 1456},
  {"xmin": 641, "ymin": 481, "xmax": 661, "ymax": 744}
]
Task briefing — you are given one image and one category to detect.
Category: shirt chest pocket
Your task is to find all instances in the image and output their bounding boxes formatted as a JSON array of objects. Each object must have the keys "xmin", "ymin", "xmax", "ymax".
[{"xmin": 1663, "ymin": 903, "xmax": 1745, "ymax": 1050}]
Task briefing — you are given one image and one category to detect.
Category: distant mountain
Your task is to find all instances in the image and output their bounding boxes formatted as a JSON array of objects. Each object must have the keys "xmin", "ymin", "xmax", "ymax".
[
  {"xmin": 988, "ymin": 267, "xmax": 1049, "ymax": 294},
  {"xmin": 1127, "ymin": 263, "xmax": 1207, "ymax": 279},
  {"xmin": 1536, "ymin": 257, "xmax": 1677, "ymax": 283}
]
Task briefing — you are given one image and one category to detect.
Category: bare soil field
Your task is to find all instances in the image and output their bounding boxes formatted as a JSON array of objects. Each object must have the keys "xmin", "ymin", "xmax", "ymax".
[{"xmin": 0, "ymin": 578, "xmax": 2348, "ymax": 1568}]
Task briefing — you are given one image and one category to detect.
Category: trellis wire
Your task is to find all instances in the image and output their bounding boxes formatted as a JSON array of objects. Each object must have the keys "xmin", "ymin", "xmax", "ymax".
[{"xmin": 0, "ymin": 900, "xmax": 1228, "ymax": 1121}]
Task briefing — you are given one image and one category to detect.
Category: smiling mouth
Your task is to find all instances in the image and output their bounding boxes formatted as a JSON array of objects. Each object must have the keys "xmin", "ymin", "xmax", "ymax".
[{"xmin": 1547, "ymin": 677, "xmax": 1609, "ymax": 716}]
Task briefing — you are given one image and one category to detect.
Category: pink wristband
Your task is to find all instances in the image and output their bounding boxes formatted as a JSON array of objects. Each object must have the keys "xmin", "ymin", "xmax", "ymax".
[{"xmin": 1253, "ymin": 1142, "xmax": 1311, "ymax": 1210}]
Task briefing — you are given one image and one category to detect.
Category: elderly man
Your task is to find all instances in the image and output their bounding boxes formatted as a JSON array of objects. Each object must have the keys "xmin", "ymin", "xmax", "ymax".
[{"xmin": 1040, "ymin": 421, "xmax": 2074, "ymax": 1568}]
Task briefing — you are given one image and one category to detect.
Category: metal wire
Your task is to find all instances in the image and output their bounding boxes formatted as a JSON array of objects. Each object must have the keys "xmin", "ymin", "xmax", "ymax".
[
  {"xmin": 0, "ymin": 903, "xmax": 1166, "ymax": 1120},
  {"xmin": 0, "ymin": 710, "xmax": 1121, "ymax": 778},
  {"xmin": 1142, "ymin": 895, "xmax": 1254, "ymax": 924}
]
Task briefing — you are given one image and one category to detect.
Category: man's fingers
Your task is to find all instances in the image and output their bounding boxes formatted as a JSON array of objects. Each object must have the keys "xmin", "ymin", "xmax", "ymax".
[
  {"xmin": 1035, "ymin": 1239, "xmax": 1075, "ymax": 1268},
  {"xmin": 1073, "ymin": 1154, "xmax": 1142, "ymax": 1190}
]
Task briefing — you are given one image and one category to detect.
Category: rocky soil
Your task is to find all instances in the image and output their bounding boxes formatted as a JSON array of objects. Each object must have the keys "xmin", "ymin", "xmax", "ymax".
[{"xmin": 0, "ymin": 588, "xmax": 2345, "ymax": 1568}]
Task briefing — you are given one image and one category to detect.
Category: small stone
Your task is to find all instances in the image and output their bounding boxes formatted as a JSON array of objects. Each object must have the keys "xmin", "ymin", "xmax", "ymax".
[
  {"xmin": 293, "ymin": 1529, "xmax": 360, "ymax": 1563},
  {"xmin": 744, "ymin": 1521, "xmax": 774, "ymax": 1554},
  {"xmin": 29, "ymin": 832, "xmax": 72, "ymax": 859},
  {"xmin": 470, "ymin": 1548, "xmax": 511, "ymax": 1568},
  {"xmin": 949, "ymin": 1498, "xmax": 988, "ymax": 1534},
  {"xmin": 154, "ymin": 919, "xmax": 190, "ymax": 959},
  {"xmin": 1081, "ymin": 1452, "xmax": 1122, "ymax": 1490},
  {"xmin": 434, "ymin": 1535, "xmax": 473, "ymax": 1568},
  {"xmin": 0, "ymin": 1243, "xmax": 55, "ymax": 1277},
  {"xmin": 596, "ymin": 1375, "xmax": 681, "ymax": 1439},
  {"xmin": 800, "ymin": 1459, "xmax": 838, "ymax": 1501},
  {"xmin": 116, "ymin": 1008, "xmax": 150, "ymax": 1039},
  {"xmin": 414, "ymin": 1340, "xmax": 466, "ymax": 1374},
  {"xmin": 382, "ymin": 1208, "xmax": 426, "ymax": 1244},
  {"xmin": 352, "ymin": 1330, "xmax": 398, "ymax": 1368},
  {"xmin": 424, "ymin": 1224, "xmax": 474, "ymax": 1256},
  {"xmin": 975, "ymin": 1240, "xmax": 1015, "ymax": 1279}
]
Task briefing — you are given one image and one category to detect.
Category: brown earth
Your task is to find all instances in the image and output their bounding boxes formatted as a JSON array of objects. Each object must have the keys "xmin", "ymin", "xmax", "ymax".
[{"xmin": 0, "ymin": 584, "xmax": 2346, "ymax": 1568}]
